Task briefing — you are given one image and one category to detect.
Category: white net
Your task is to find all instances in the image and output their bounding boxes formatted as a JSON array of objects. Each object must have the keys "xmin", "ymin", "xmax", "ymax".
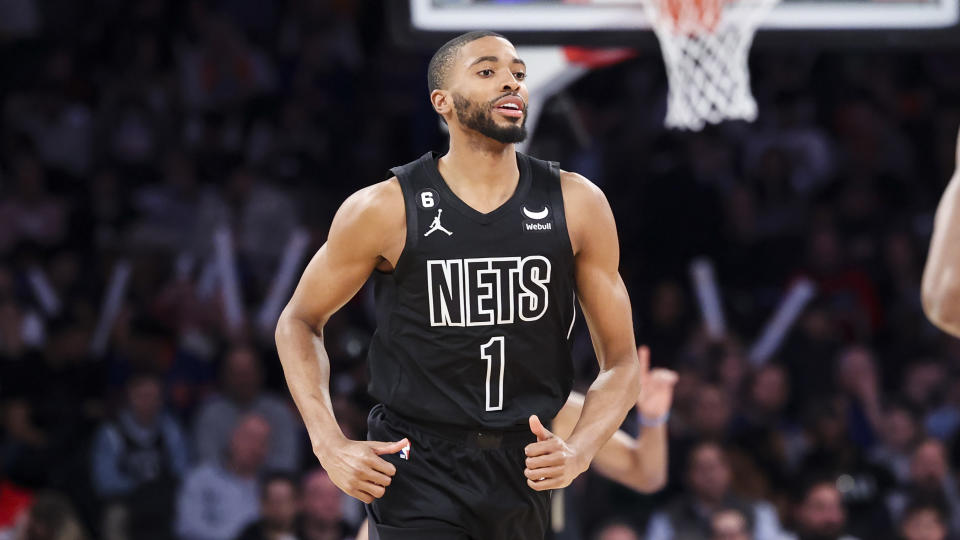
[{"xmin": 639, "ymin": 0, "xmax": 780, "ymax": 130}]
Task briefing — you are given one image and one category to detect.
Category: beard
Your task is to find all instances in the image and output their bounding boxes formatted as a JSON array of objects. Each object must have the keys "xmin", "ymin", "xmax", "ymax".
[{"xmin": 453, "ymin": 93, "xmax": 527, "ymax": 144}]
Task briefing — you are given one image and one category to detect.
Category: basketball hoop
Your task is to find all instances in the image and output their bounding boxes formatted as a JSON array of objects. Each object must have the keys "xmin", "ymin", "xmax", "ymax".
[{"xmin": 639, "ymin": 0, "xmax": 780, "ymax": 130}]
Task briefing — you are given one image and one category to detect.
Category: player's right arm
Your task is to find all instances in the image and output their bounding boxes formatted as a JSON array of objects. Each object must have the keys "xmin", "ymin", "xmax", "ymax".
[
  {"xmin": 922, "ymin": 127, "xmax": 960, "ymax": 337},
  {"xmin": 275, "ymin": 178, "xmax": 408, "ymax": 504}
]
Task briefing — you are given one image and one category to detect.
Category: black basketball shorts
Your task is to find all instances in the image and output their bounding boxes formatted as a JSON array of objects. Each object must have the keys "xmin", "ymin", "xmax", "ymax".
[{"xmin": 365, "ymin": 404, "xmax": 551, "ymax": 540}]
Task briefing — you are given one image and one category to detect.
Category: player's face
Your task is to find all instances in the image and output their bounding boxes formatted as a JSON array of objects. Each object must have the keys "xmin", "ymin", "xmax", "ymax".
[{"xmin": 449, "ymin": 36, "xmax": 529, "ymax": 144}]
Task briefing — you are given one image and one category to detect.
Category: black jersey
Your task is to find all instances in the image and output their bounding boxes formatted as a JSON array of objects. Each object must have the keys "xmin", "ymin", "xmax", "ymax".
[{"xmin": 367, "ymin": 151, "xmax": 577, "ymax": 429}]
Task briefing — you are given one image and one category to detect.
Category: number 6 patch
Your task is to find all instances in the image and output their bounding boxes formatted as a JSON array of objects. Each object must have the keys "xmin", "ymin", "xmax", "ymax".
[{"xmin": 417, "ymin": 189, "xmax": 439, "ymax": 209}]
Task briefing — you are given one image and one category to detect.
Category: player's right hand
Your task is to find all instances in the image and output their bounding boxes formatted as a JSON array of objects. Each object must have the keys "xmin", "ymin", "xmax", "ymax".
[
  {"xmin": 319, "ymin": 437, "xmax": 409, "ymax": 503},
  {"xmin": 636, "ymin": 345, "xmax": 677, "ymax": 420}
]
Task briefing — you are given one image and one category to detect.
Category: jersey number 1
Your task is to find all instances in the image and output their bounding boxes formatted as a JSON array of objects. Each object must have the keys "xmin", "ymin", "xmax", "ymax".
[{"xmin": 481, "ymin": 337, "xmax": 505, "ymax": 411}]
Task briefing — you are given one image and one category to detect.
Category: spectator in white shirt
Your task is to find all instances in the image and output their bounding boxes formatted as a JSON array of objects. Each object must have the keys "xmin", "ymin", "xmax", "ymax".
[
  {"xmin": 193, "ymin": 346, "xmax": 300, "ymax": 472},
  {"xmin": 176, "ymin": 414, "xmax": 270, "ymax": 540},
  {"xmin": 646, "ymin": 440, "xmax": 785, "ymax": 540}
]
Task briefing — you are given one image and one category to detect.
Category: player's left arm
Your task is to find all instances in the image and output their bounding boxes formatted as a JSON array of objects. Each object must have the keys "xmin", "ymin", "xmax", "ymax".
[
  {"xmin": 524, "ymin": 171, "xmax": 642, "ymax": 491},
  {"xmin": 551, "ymin": 346, "xmax": 675, "ymax": 493}
]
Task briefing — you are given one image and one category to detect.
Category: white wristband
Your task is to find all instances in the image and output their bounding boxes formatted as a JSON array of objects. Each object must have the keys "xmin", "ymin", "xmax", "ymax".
[{"xmin": 638, "ymin": 411, "xmax": 670, "ymax": 429}]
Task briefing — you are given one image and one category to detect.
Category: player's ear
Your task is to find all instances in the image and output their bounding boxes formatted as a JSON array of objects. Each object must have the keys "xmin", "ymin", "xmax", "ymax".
[{"xmin": 431, "ymin": 89, "xmax": 451, "ymax": 117}]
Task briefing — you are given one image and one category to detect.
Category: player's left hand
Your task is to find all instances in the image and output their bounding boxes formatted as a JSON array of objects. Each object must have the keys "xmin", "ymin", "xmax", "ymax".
[{"xmin": 523, "ymin": 414, "xmax": 588, "ymax": 491}]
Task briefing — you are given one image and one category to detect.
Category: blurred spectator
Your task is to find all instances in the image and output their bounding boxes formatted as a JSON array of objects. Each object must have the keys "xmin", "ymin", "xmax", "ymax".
[
  {"xmin": 689, "ymin": 384, "xmax": 733, "ymax": 440},
  {"xmin": 784, "ymin": 478, "xmax": 859, "ymax": 540},
  {"xmin": 782, "ymin": 301, "xmax": 844, "ymax": 401},
  {"xmin": 592, "ymin": 521, "xmax": 640, "ymax": 540},
  {"xmin": 898, "ymin": 496, "xmax": 950, "ymax": 540},
  {"xmin": 797, "ymin": 401, "xmax": 894, "ymax": 538},
  {"xmin": 3, "ymin": 87, "xmax": 93, "ymax": 176},
  {"xmin": 646, "ymin": 441, "xmax": 784, "ymax": 540},
  {"xmin": 901, "ymin": 361, "xmax": 948, "ymax": 414},
  {"xmin": 235, "ymin": 472, "xmax": 299, "ymax": 540},
  {"xmin": 299, "ymin": 469, "xmax": 352, "ymax": 540},
  {"xmin": 0, "ymin": 155, "xmax": 68, "ymax": 254},
  {"xmin": 709, "ymin": 507, "xmax": 752, "ymax": 540},
  {"xmin": 0, "ymin": 471, "xmax": 33, "ymax": 538},
  {"xmin": 732, "ymin": 363, "xmax": 799, "ymax": 496},
  {"xmin": 192, "ymin": 165, "xmax": 299, "ymax": 281},
  {"xmin": 642, "ymin": 280, "xmax": 691, "ymax": 363},
  {"xmin": 0, "ymin": 399, "xmax": 49, "ymax": 487},
  {"xmin": 91, "ymin": 372, "xmax": 189, "ymax": 540},
  {"xmin": 869, "ymin": 401, "xmax": 924, "ymax": 484},
  {"xmin": 804, "ymin": 227, "xmax": 883, "ymax": 337},
  {"xmin": 193, "ymin": 346, "xmax": 300, "ymax": 472},
  {"xmin": 877, "ymin": 230, "xmax": 926, "ymax": 352},
  {"xmin": 835, "ymin": 345, "xmax": 884, "ymax": 450},
  {"xmin": 678, "ymin": 381, "xmax": 769, "ymax": 498},
  {"xmin": 2, "ymin": 491, "xmax": 89, "ymax": 540},
  {"xmin": 175, "ymin": 414, "xmax": 270, "ymax": 540},
  {"xmin": 129, "ymin": 150, "xmax": 203, "ymax": 252},
  {"xmin": 886, "ymin": 438, "xmax": 960, "ymax": 535}
]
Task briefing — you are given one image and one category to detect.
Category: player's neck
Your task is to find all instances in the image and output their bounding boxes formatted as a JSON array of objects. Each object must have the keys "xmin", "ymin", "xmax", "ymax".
[{"xmin": 439, "ymin": 133, "xmax": 519, "ymax": 210}]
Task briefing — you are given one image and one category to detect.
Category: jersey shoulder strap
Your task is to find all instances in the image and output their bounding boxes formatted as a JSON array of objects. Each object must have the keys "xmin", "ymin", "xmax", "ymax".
[
  {"xmin": 385, "ymin": 152, "xmax": 435, "ymax": 256},
  {"xmin": 519, "ymin": 152, "xmax": 561, "ymax": 184},
  {"xmin": 386, "ymin": 151, "xmax": 433, "ymax": 186},
  {"xmin": 518, "ymin": 152, "xmax": 570, "ymax": 246}
]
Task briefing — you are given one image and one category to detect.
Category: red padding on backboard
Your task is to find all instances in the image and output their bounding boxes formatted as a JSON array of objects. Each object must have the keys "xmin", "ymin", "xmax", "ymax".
[{"xmin": 562, "ymin": 47, "xmax": 637, "ymax": 69}]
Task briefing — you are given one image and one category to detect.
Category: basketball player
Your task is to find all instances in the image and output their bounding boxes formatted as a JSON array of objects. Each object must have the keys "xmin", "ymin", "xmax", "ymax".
[
  {"xmin": 353, "ymin": 345, "xmax": 678, "ymax": 540},
  {"xmin": 276, "ymin": 31, "xmax": 643, "ymax": 539},
  {"xmin": 922, "ymin": 127, "xmax": 960, "ymax": 337}
]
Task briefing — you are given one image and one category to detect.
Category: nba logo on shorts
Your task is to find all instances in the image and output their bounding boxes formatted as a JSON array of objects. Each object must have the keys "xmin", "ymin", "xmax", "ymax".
[{"xmin": 400, "ymin": 442, "xmax": 411, "ymax": 460}]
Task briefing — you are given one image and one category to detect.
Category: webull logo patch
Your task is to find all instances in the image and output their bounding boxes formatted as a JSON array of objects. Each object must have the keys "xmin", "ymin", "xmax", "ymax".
[{"xmin": 523, "ymin": 220, "xmax": 553, "ymax": 233}]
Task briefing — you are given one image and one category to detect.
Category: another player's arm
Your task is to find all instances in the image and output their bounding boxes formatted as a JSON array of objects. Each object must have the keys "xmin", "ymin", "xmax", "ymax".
[
  {"xmin": 551, "ymin": 346, "xmax": 675, "ymax": 493},
  {"xmin": 275, "ymin": 179, "xmax": 408, "ymax": 504},
  {"xmin": 524, "ymin": 172, "xmax": 642, "ymax": 491},
  {"xmin": 922, "ymin": 127, "xmax": 960, "ymax": 337}
]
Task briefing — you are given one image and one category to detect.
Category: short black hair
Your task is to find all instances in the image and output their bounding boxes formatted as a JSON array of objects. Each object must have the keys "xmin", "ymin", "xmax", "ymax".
[{"xmin": 427, "ymin": 30, "xmax": 506, "ymax": 93}]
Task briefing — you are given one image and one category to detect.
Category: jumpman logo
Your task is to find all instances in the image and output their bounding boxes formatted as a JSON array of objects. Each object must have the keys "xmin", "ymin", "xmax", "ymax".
[{"xmin": 424, "ymin": 208, "xmax": 453, "ymax": 237}]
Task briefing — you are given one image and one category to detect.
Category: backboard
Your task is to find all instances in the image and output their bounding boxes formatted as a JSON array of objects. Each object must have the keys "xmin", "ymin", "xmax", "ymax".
[
  {"xmin": 394, "ymin": 0, "xmax": 960, "ymax": 47},
  {"xmin": 391, "ymin": 0, "xmax": 960, "ymax": 132}
]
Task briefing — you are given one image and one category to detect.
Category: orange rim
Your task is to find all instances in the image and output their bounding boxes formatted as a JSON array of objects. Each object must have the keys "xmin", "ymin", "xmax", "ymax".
[{"xmin": 659, "ymin": 0, "xmax": 728, "ymax": 33}]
